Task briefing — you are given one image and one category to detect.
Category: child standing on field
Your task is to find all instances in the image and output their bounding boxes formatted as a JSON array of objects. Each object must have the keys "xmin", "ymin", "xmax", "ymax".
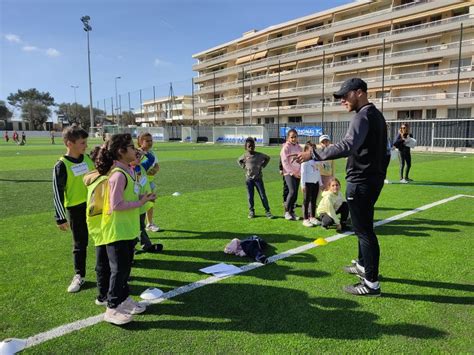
[
  {"xmin": 95, "ymin": 133, "xmax": 155, "ymax": 325},
  {"xmin": 238, "ymin": 137, "xmax": 274, "ymax": 219},
  {"xmin": 137, "ymin": 132, "xmax": 160, "ymax": 232},
  {"xmin": 317, "ymin": 135, "xmax": 335, "ymax": 190},
  {"xmin": 300, "ymin": 142, "xmax": 322, "ymax": 227},
  {"xmin": 52, "ymin": 126, "xmax": 95, "ymax": 293},
  {"xmin": 316, "ymin": 177, "xmax": 349, "ymax": 233}
]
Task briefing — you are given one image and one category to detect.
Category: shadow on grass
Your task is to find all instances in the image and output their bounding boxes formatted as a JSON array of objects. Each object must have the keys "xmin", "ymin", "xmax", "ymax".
[
  {"xmin": 0, "ymin": 178, "xmax": 51, "ymax": 183},
  {"xmin": 126, "ymin": 283, "xmax": 447, "ymax": 340},
  {"xmin": 381, "ymin": 276, "xmax": 474, "ymax": 292},
  {"xmin": 410, "ymin": 181, "xmax": 474, "ymax": 188},
  {"xmin": 376, "ymin": 217, "xmax": 473, "ymax": 237},
  {"xmin": 155, "ymin": 230, "xmax": 311, "ymax": 243}
]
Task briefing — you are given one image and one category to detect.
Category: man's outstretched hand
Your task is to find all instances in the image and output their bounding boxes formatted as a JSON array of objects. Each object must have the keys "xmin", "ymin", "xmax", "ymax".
[{"xmin": 296, "ymin": 150, "xmax": 313, "ymax": 163}]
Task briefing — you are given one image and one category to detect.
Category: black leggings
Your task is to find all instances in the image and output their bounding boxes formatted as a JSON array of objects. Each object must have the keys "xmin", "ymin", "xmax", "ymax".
[
  {"xmin": 320, "ymin": 202, "xmax": 349, "ymax": 228},
  {"xmin": 284, "ymin": 175, "xmax": 300, "ymax": 214},
  {"xmin": 399, "ymin": 149, "xmax": 411, "ymax": 179}
]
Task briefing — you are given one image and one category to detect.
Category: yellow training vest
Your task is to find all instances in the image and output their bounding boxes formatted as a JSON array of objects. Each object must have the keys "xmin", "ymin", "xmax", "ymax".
[
  {"xmin": 60, "ymin": 155, "xmax": 95, "ymax": 207},
  {"xmin": 101, "ymin": 167, "xmax": 140, "ymax": 244},
  {"xmin": 85, "ymin": 173, "xmax": 108, "ymax": 246}
]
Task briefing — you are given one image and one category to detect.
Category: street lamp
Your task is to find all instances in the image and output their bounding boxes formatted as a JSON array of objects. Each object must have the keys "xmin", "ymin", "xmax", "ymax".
[
  {"xmin": 70, "ymin": 85, "xmax": 79, "ymax": 122},
  {"xmin": 115, "ymin": 76, "xmax": 121, "ymax": 126},
  {"xmin": 80, "ymin": 15, "xmax": 94, "ymax": 130}
]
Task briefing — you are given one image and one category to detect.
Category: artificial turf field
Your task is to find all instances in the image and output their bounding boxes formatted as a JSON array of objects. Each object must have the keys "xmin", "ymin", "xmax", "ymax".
[{"xmin": 0, "ymin": 138, "xmax": 473, "ymax": 353}]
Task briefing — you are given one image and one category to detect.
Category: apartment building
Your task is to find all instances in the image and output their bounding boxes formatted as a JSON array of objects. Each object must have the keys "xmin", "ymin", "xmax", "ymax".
[
  {"xmin": 192, "ymin": 0, "xmax": 474, "ymax": 125},
  {"xmin": 135, "ymin": 95, "xmax": 194, "ymax": 126}
]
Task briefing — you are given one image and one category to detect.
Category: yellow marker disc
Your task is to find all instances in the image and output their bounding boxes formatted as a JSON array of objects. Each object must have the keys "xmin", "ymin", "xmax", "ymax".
[{"xmin": 314, "ymin": 238, "xmax": 328, "ymax": 246}]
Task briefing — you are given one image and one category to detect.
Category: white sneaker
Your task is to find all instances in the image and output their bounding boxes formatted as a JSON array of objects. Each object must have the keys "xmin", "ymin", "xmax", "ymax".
[
  {"xmin": 104, "ymin": 307, "xmax": 133, "ymax": 325},
  {"xmin": 284, "ymin": 212, "xmax": 294, "ymax": 220},
  {"xmin": 302, "ymin": 219, "xmax": 313, "ymax": 227},
  {"xmin": 146, "ymin": 223, "xmax": 160, "ymax": 232},
  {"xmin": 400, "ymin": 179, "xmax": 408, "ymax": 184},
  {"xmin": 309, "ymin": 217, "xmax": 321, "ymax": 226},
  {"xmin": 120, "ymin": 297, "xmax": 147, "ymax": 314},
  {"xmin": 95, "ymin": 298, "xmax": 107, "ymax": 306},
  {"xmin": 67, "ymin": 274, "xmax": 84, "ymax": 293}
]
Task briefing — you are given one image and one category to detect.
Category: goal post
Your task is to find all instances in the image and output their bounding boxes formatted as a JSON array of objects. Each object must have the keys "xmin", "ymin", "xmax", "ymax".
[{"xmin": 181, "ymin": 127, "xmax": 197, "ymax": 143}]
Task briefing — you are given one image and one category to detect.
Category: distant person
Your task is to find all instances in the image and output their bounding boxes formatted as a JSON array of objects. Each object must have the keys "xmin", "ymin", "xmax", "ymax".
[
  {"xmin": 12, "ymin": 130, "xmax": 18, "ymax": 143},
  {"xmin": 317, "ymin": 135, "xmax": 335, "ymax": 190},
  {"xmin": 51, "ymin": 130, "xmax": 56, "ymax": 144},
  {"xmin": 3, "ymin": 131, "xmax": 9, "ymax": 143},
  {"xmin": 21, "ymin": 131, "xmax": 26, "ymax": 144},
  {"xmin": 316, "ymin": 177, "xmax": 349, "ymax": 232},
  {"xmin": 300, "ymin": 142, "xmax": 322, "ymax": 227},
  {"xmin": 52, "ymin": 126, "xmax": 95, "ymax": 293},
  {"xmin": 393, "ymin": 123, "xmax": 415, "ymax": 183},
  {"xmin": 297, "ymin": 78, "xmax": 389, "ymax": 297},
  {"xmin": 237, "ymin": 137, "xmax": 273, "ymax": 219},
  {"xmin": 280, "ymin": 129, "xmax": 302, "ymax": 221}
]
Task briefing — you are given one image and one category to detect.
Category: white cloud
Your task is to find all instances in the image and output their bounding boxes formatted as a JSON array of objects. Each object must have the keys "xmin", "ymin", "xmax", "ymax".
[
  {"xmin": 5, "ymin": 33, "xmax": 22, "ymax": 43},
  {"xmin": 45, "ymin": 48, "xmax": 61, "ymax": 57},
  {"xmin": 153, "ymin": 58, "xmax": 170, "ymax": 67},
  {"xmin": 22, "ymin": 45, "xmax": 39, "ymax": 52}
]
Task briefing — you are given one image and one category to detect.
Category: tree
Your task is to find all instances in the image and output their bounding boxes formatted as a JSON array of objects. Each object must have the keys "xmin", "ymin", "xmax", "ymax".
[
  {"xmin": 120, "ymin": 111, "xmax": 137, "ymax": 126},
  {"xmin": 7, "ymin": 89, "xmax": 55, "ymax": 130},
  {"xmin": 56, "ymin": 102, "xmax": 105, "ymax": 130},
  {"xmin": 0, "ymin": 100, "xmax": 13, "ymax": 121}
]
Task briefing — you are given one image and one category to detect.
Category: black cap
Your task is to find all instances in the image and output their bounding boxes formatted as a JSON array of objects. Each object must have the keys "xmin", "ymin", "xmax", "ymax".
[{"xmin": 333, "ymin": 78, "xmax": 368, "ymax": 99}]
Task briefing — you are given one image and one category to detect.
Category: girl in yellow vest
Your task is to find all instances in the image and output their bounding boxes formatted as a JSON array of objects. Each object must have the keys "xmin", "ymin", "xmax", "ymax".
[
  {"xmin": 137, "ymin": 132, "xmax": 161, "ymax": 232},
  {"xmin": 91, "ymin": 134, "xmax": 155, "ymax": 325}
]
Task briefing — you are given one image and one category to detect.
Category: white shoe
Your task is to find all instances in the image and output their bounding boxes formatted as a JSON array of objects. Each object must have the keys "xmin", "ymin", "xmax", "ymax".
[
  {"xmin": 95, "ymin": 298, "xmax": 107, "ymax": 306},
  {"xmin": 67, "ymin": 274, "xmax": 84, "ymax": 293},
  {"xmin": 120, "ymin": 297, "xmax": 146, "ymax": 315},
  {"xmin": 146, "ymin": 223, "xmax": 160, "ymax": 232},
  {"xmin": 309, "ymin": 217, "xmax": 321, "ymax": 226},
  {"xmin": 302, "ymin": 219, "xmax": 313, "ymax": 227},
  {"xmin": 284, "ymin": 212, "xmax": 294, "ymax": 220},
  {"xmin": 104, "ymin": 307, "xmax": 133, "ymax": 325},
  {"xmin": 400, "ymin": 179, "xmax": 408, "ymax": 184}
]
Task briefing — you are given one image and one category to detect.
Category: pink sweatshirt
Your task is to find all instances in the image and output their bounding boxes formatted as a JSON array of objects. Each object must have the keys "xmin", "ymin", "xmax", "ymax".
[
  {"xmin": 108, "ymin": 161, "xmax": 142, "ymax": 212},
  {"xmin": 280, "ymin": 142, "xmax": 302, "ymax": 177}
]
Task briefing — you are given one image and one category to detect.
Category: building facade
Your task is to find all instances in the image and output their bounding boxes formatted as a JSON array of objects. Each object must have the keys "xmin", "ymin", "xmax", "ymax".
[
  {"xmin": 135, "ymin": 95, "xmax": 194, "ymax": 126},
  {"xmin": 192, "ymin": 0, "xmax": 474, "ymax": 125}
]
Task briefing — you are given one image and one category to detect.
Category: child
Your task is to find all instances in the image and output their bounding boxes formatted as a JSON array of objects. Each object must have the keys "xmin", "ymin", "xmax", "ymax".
[
  {"xmin": 52, "ymin": 126, "xmax": 95, "ymax": 292},
  {"xmin": 3, "ymin": 131, "xmax": 9, "ymax": 142},
  {"xmin": 317, "ymin": 135, "xmax": 335, "ymax": 190},
  {"xmin": 96, "ymin": 134, "xmax": 155, "ymax": 325},
  {"xmin": 137, "ymin": 132, "xmax": 160, "ymax": 232},
  {"xmin": 237, "ymin": 137, "xmax": 273, "ymax": 219},
  {"xmin": 300, "ymin": 142, "xmax": 322, "ymax": 227},
  {"xmin": 316, "ymin": 177, "xmax": 349, "ymax": 233},
  {"xmin": 280, "ymin": 129, "xmax": 302, "ymax": 220},
  {"xmin": 131, "ymin": 149, "xmax": 163, "ymax": 253}
]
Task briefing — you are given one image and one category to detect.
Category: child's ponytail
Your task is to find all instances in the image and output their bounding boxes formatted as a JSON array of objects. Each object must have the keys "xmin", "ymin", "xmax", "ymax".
[{"xmin": 95, "ymin": 133, "xmax": 133, "ymax": 175}]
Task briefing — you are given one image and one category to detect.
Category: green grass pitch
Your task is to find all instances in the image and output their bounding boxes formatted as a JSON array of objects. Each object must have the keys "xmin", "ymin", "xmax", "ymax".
[{"xmin": 0, "ymin": 138, "xmax": 473, "ymax": 353}]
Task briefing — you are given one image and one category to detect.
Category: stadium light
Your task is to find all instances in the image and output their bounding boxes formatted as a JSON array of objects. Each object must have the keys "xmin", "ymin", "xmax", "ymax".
[{"xmin": 80, "ymin": 15, "xmax": 94, "ymax": 130}]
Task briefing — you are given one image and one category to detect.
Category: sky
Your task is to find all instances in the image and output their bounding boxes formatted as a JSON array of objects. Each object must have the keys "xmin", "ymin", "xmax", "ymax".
[{"xmin": 1, "ymin": 0, "xmax": 351, "ymax": 116}]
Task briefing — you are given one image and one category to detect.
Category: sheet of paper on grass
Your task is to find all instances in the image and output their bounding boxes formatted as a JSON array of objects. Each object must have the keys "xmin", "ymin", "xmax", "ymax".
[{"xmin": 199, "ymin": 263, "xmax": 242, "ymax": 277}]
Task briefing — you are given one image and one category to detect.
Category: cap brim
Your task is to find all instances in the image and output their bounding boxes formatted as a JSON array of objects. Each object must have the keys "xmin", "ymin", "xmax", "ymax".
[{"xmin": 333, "ymin": 90, "xmax": 346, "ymax": 99}]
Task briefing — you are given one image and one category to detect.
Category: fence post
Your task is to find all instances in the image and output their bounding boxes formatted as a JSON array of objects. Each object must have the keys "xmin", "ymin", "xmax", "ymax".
[{"xmin": 431, "ymin": 122, "xmax": 435, "ymax": 153}]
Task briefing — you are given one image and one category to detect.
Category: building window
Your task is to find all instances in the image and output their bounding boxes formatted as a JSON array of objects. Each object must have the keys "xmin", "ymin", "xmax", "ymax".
[
  {"xmin": 427, "ymin": 63, "xmax": 439, "ymax": 71},
  {"xmin": 257, "ymin": 118, "xmax": 262, "ymax": 124},
  {"xmin": 450, "ymin": 58, "xmax": 472, "ymax": 68},
  {"xmin": 430, "ymin": 15, "xmax": 441, "ymax": 22},
  {"xmin": 288, "ymin": 116, "xmax": 302, "ymax": 123},
  {"xmin": 288, "ymin": 99, "xmax": 297, "ymax": 106},
  {"xmin": 448, "ymin": 108, "xmax": 471, "ymax": 119},
  {"xmin": 397, "ymin": 110, "xmax": 422, "ymax": 119},
  {"xmin": 265, "ymin": 117, "xmax": 275, "ymax": 124},
  {"xmin": 426, "ymin": 109, "xmax": 437, "ymax": 119}
]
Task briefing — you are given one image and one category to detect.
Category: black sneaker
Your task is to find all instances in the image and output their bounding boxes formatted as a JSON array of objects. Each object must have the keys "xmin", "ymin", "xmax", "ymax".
[
  {"xmin": 248, "ymin": 210, "xmax": 255, "ymax": 219},
  {"xmin": 265, "ymin": 211, "xmax": 274, "ymax": 219},
  {"xmin": 343, "ymin": 264, "xmax": 366, "ymax": 279},
  {"xmin": 343, "ymin": 281, "xmax": 381, "ymax": 297}
]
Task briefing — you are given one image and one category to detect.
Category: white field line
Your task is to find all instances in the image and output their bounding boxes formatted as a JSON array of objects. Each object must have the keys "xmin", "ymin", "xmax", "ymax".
[{"xmin": 6, "ymin": 194, "xmax": 472, "ymax": 352}]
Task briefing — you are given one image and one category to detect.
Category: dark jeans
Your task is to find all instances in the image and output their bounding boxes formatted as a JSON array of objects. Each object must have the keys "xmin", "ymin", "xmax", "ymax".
[
  {"xmin": 284, "ymin": 175, "xmax": 300, "ymax": 214},
  {"xmin": 399, "ymin": 149, "xmax": 411, "ymax": 179},
  {"xmin": 139, "ymin": 213, "xmax": 152, "ymax": 249},
  {"xmin": 346, "ymin": 178, "xmax": 384, "ymax": 283},
  {"xmin": 320, "ymin": 202, "xmax": 349, "ymax": 228},
  {"xmin": 105, "ymin": 239, "xmax": 135, "ymax": 308},
  {"xmin": 246, "ymin": 178, "xmax": 270, "ymax": 212},
  {"xmin": 282, "ymin": 176, "xmax": 289, "ymax": 204},
  {"xmin": 68, "ymin": 203, "xmax": 89, "ymax": 277},
  {"xmin": 95, "ymin": 245, "xmax": 110, "ymax": 302},
  {"xmin": 302, "ymin": 182, "xmax": 319, "ymax": 219}
]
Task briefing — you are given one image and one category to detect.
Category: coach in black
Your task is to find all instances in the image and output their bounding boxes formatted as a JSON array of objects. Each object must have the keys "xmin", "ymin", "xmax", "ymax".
[{"xmin": 297, "ymin": 78, "xmax": 389, "ymax": 296}]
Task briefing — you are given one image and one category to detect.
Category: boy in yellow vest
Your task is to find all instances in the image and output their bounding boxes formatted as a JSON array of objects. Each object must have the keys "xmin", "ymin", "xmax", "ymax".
[{"xmin": 52, "ymin": 126, "xmax": 95, "ymax": 293}]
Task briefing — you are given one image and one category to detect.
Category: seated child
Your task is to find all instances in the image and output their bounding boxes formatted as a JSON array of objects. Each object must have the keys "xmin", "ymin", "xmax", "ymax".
[{"xmin": 316, "ymin": 177, "xmax": 349, "ymax": 232}]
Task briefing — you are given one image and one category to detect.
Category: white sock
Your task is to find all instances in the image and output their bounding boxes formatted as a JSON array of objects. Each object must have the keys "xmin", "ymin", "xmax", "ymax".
[{"xmin": 364, "ymin": 279, "xmax": 380, "ymax": 290}]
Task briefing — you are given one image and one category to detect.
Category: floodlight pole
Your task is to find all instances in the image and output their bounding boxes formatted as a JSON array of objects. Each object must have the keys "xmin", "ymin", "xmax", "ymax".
[{"xmin": 81, "ymin": 16, "xmax": 94, "ymax": 130}]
